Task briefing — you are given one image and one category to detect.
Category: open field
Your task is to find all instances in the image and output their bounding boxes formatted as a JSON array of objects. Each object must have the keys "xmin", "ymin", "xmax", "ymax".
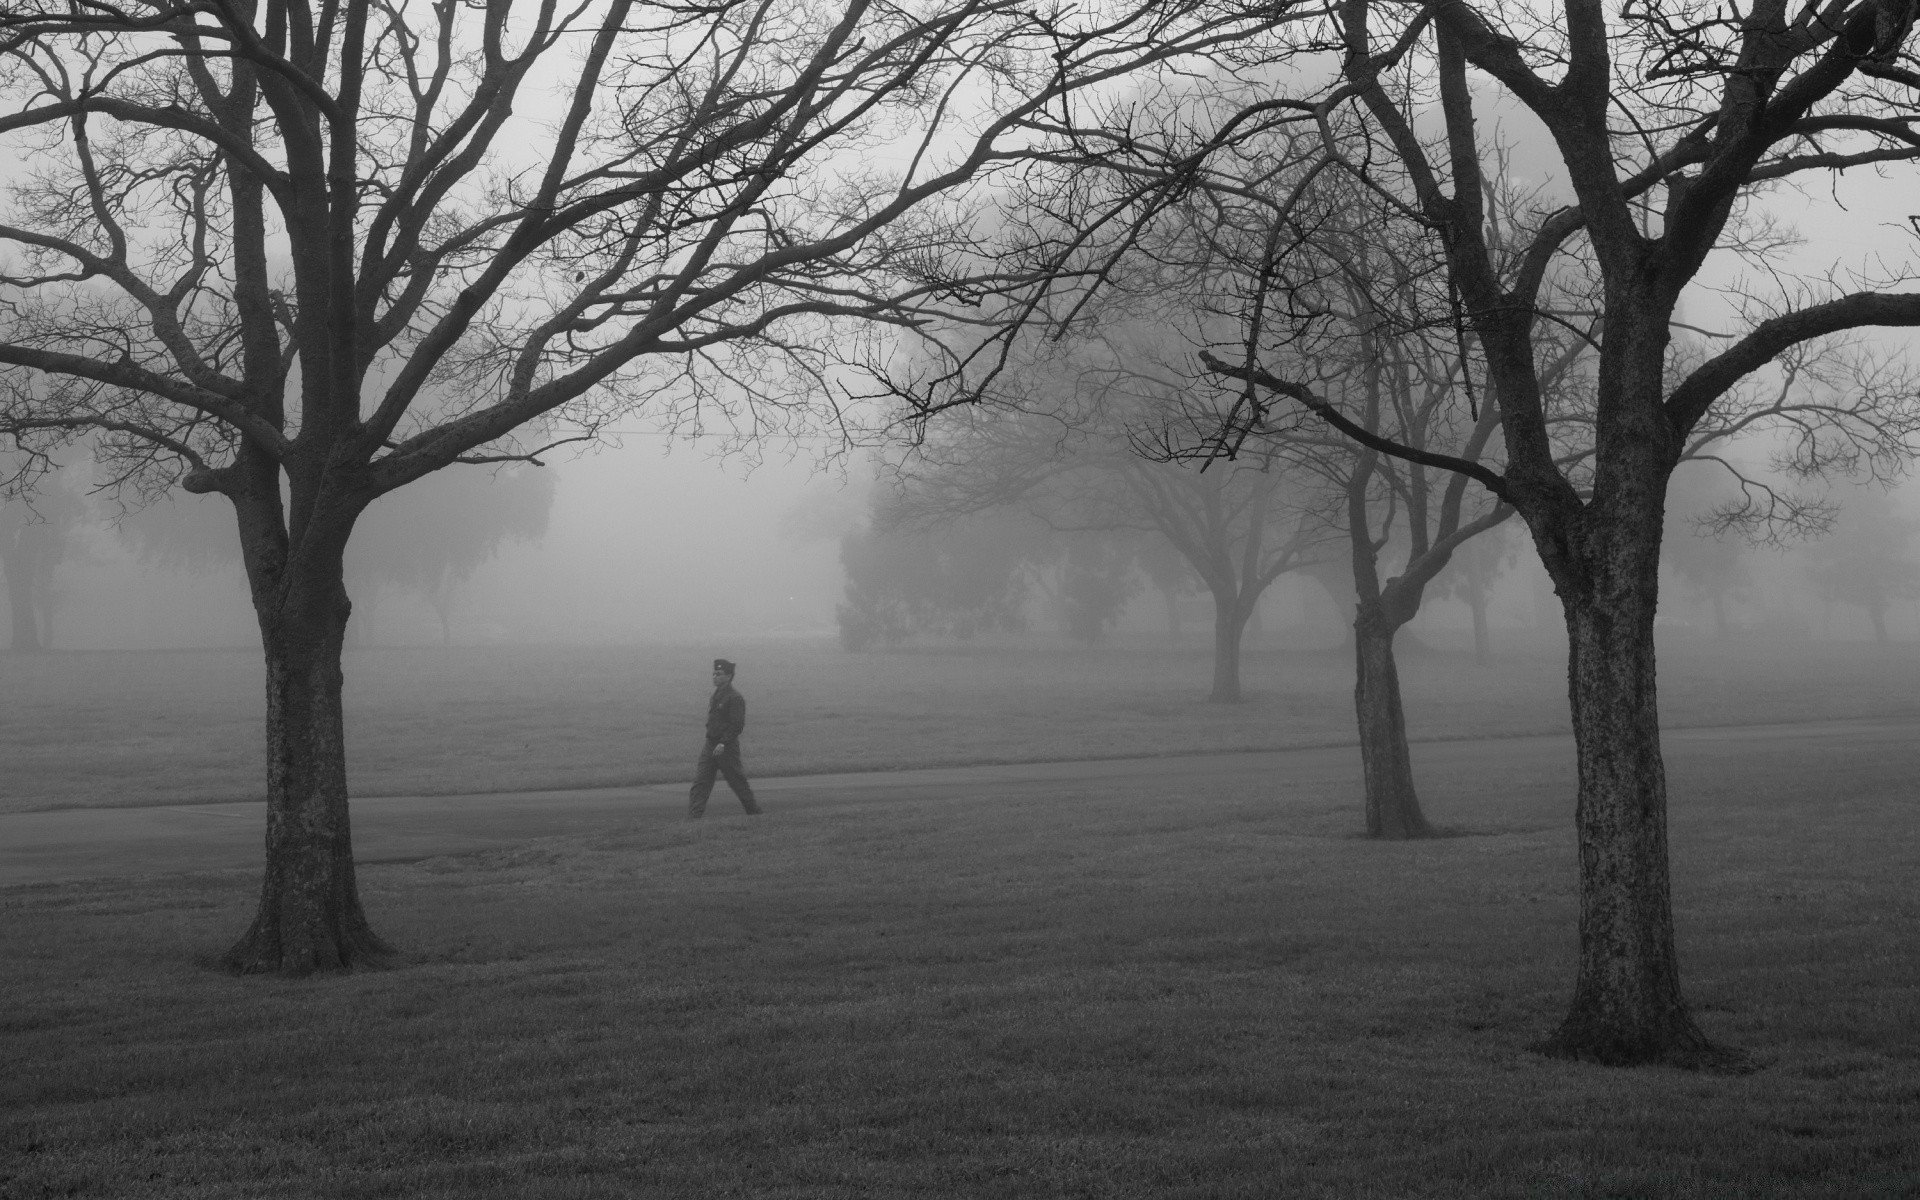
[
  {"xmin": 4, "ymin": 716, "xmax": 1918, "ymax": 1197},
  {"xmin": 9, "ymin": 634, "xmax": 1920, "ymax": 814}
]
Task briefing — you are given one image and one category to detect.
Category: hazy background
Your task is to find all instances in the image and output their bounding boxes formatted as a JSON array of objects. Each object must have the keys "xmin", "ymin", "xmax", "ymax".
[
  {"xmin": 12, "ymin": 439, "xmax": 1920, "ymax": 653},
  {"xmin": 17, "ymin": 442, "xmax": 854, "ymax": 650},
  {"xmin": 9, "ymin": 90, "xmax": 1920, "ymax": 657}
]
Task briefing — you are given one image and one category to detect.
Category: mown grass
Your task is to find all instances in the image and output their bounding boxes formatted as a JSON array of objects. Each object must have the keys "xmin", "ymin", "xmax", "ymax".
[
  {"xmin": 4, "ymin": 719, "xmax": 1916, "ymax": 1197},
  {"xmin": 9, "ymin": 633, "xmax": 1920, "ymax": 814}
]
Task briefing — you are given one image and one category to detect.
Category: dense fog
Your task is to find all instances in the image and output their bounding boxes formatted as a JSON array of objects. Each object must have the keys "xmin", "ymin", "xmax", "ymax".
[
  {"xmin": 7, "ymin": 439, "xmax": 1920, "ymax": 652},
  {"xmin": 2, "ymin": 443, "xmax": 854, "ymax": 650}
]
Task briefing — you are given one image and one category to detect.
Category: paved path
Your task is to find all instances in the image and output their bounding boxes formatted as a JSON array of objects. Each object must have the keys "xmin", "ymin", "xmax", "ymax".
[{"xmin": 4, "ymin": 716, "xmax": 1914, "ymax": 887}]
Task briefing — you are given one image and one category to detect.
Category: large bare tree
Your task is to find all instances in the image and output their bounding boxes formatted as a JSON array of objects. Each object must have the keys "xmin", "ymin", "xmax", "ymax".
[
  {"xmin": 0, "ymin": 0, "xmax": 1294, "ymax": 974},
  {"xmin": 1175, "ymin": 0, "xmax": 1920, "ymax": 1062}
]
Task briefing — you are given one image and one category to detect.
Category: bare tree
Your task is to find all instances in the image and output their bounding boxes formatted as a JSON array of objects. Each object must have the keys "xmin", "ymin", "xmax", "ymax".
[
  {"xmin": 1252, "ymin": 204, "xmax": 1533, "ymax": 838},
  {"xmin": 0, "ymin": 0, "xmax": 1295, "ymax": 974},
  {"xmin": 891, "ymin": 357, "xmax": 1338, "ymax": 701},
  {"xmin": 1089, "ymin": 156, "xmax": 1559, "ymax": 834},
  {"xmin": 1433, "ymin": 518, "xmax": 1521, "ymax": 663},
  {"xmin": 1165, "ymin": 0, "xmax": 1920, "ymax": 1062}
]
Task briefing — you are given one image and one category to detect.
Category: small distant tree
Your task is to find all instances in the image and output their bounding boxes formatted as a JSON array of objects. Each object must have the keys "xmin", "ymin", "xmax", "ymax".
[
  {"xmin": 891, "ymin": 306, "xmax": 1340, "ymax": 699},
  {"xmin": 1434, "ymin": 517, "xmax": 1522, "ymax": 664},
  {"xmin": 118, "ymin": 463, "xmax": 552, "ymax": 643},
  {"xmin": 348, "ymin": 466, "xmax": 556, "ymax": 644},
  {"xmin": 1055, "ymin": 530, "xmax": 1137, "ymax": 646},
  {"xmin": 1803, "ymin": 487, "xmax": 1920, "ymax": 642},
  {"xmin": 1117, "ymin": 443, "xmax": 1332, "ymax": 698},
  {"xmin": 0, "ymin": 456, "xmax": 85, "ymax": 651},
  {"xmin": 836, "ymin": 505, "xmax": 1041, "ymax": 650},
  {"xmin": 1662, "ymin": 465, "xmax": 1758, "ymax": 639},
  {"xmin": 1133, "ymin": 532, "xmax": 1200, "ymax": 643},
  {"xmin": 117, "ymin": 492, "xmax": 238, "ymax": 575}
]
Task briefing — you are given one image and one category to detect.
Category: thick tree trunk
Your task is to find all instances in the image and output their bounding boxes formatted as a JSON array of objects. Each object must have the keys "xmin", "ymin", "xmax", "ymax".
[
  {"xmin": 1209, "ymin": 592, "xmax": 1247, "ymax": 702},
  {"xmin": 1353, "ymin": 599, "xmax": 1431, "ymax": 838},
  {"xmin": 1534, "ymin": 521, "xmax": 1715, "ymax": 1065},
  {"xmin": 1867, "ymin": 600, "xmax": 1889, "ymax": 643},
  {"xmin": 223, "ymin": 569, "xmax": 390, "ymax": 975}
]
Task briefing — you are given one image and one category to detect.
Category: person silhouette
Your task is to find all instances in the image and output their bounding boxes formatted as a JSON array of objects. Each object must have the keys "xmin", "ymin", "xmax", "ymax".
[{"xmin": 689, "ymin": 658, "xmax": 760, "ymax": 818}]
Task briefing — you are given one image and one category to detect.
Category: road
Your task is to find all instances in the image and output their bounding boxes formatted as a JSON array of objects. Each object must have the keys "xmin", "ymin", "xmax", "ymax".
[{"xmin": 3, "ymin": 716, "xmax": 1913, "ymax": 887}]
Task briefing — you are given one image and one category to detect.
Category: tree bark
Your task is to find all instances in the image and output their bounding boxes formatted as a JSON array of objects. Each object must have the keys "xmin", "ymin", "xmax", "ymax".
[
  {"xmin": 224, "ymin": 571, "xmax": 390, "ymax": 974},
  {"xmin": 1209, "ymin": 591, "xmax": 1250, "ymax": 702},
  {"xmin": 1532, "ymin": 487, "xmax": 1717, "ymax": 1065},
  {"xmin": 1353, "ymin": 598, "xmax": 1431, "ymax": 838}
]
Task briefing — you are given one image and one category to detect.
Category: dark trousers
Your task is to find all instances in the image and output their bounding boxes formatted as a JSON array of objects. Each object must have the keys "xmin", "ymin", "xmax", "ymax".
[{"xmin": 689, "ymin": 743, "xmax": 759, "ymax": 817}]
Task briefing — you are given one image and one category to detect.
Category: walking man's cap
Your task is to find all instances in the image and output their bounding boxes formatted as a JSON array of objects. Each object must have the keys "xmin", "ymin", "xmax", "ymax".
[{"xmin": 713, "ymin": 658, "xmax": 736, "ymax": 675}]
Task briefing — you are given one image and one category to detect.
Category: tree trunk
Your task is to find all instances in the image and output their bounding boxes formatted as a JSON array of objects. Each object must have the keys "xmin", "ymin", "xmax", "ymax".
[
  {"xmin": 1354, "ymin": 599, "xmax": 1431, "ymax": 838},
  {"xmin": 1209, "ymin": 592, "xmax": 1247, "ymax": 702},
  {"xmin": 429, "ymin": 586, "xmax": 454, "ymax": 646},
  {"xmin": 1534, "ymin": 523, "xmax": 1715, "ymax": 1065},
  {"xmin": 1468, "ymin": 589, "xmax": 1491, "ymax": 665},
  {"xmin": 1867, "ymin": 599, "xmax": 1889, "ymax": 643},
  {"xmin": 1, "ymin": 544, "xmax": 40, "ymax": 651},
  {"xmin": 223, "ymin": 566, "xmax": 391, "ymax": 975}
]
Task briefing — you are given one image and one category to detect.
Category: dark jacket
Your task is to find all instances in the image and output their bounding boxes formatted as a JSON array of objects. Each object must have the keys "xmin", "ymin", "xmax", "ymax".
[{"xmin": 705, "ymin": 682, "xmax": 746, "ymax": 746}]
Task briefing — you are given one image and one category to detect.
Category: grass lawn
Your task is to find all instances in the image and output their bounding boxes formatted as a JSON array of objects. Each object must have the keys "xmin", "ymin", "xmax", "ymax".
[
  {"xmin": 9, "ymin": 633, "xmax": 1920, "ymax": 814},
  {"xmin": 4, "ymin": 708, "xmax": 1918, "ymax": 1197}
]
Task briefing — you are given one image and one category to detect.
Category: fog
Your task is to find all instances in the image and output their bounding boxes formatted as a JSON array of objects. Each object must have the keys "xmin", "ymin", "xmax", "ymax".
[
  {"xmin": 5, "ymin": 144, "xmax": 1919, "ymax": 655},
  {"xmin": 7, "ymin": 442, "xmax": 859, "ymax": 650},
  {"xmin": 13, "ymin": 440, "xmax": 1920, "ymax": 654}
]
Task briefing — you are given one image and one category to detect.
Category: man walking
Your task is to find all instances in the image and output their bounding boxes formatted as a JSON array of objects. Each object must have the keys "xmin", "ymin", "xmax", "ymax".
[{"xmin": 690, "ymin": 657, "xmax": 761, "ymax": 818}]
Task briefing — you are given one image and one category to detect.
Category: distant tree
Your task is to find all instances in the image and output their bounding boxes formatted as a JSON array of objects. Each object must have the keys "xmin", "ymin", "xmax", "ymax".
[
  {"xmin": 1134, "ymin": 164, "xmax": 1558, "ymax": 832},
  {"xmin": 0, "ymin": 459, "xmax": 84, "ymax": 651},
  {"xmin": 348, "ymin": 466, "xmax": 555, "ymax": 644},
  {"xmin": 1662, "ymin": 466, "xmax": 1757, "ymax": 640},
  {"xmin": 1803, "ymin": 488, "xmax": 1920, "ymax": 642},
  {"xmin": 1434, "ymin": 518, "xmax": 1522, "ymax": 664},
  {"xmin": 893, "ymin": 313, "xmax": 1339, "ymax": 699},
  {"xmin": 118, "ymin": 465, "xmax": 552, "ymax": 643},
  {"xmin": 1116, "ymin": 449, "xmax": 1331, "ymax": 697},
  {"xmin": 117, "ymin": 493, "xmax": 238, "ymax": 575},
  {"xmin": 836, "ymin": 505, "xmax": 1042, "ymax": 651},
  {"xmin": 1133, "ymin": 532, "xmax": 1200, "ymax": 643},
  {"xmin": 1055, "ymin": 530, "xmax": 1138, "ymax": 646},
  {"xmin": 895, "ymin": 404, "xmax": 1335, "ymax": 698}
]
